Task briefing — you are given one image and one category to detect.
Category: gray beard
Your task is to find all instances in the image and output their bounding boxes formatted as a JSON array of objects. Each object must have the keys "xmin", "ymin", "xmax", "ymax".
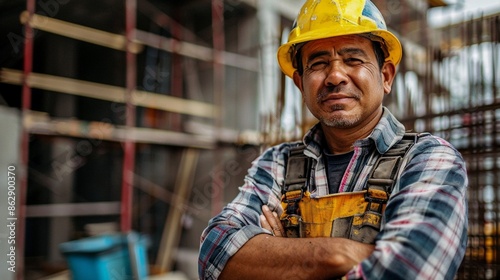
[
  {"xmin": 322, "ymin": 117, "xmax": 360, "ymax": 128},
  {"xmin": 320, "ymin": 105, "xmax": 361, "ymax": 128}
]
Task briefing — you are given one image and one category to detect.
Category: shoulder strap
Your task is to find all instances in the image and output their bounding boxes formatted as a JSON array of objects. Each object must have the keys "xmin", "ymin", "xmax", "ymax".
[
  {"xmin": 363, "ymin": 132, "xmax": 420, "ymax": 212},
  {"xmin": 282, "ymin": 144, "xmax": 312, "ymax": 215},
  {"xmin": 366, "ymin": 132, "xmax": 419, "ymax": 194}
]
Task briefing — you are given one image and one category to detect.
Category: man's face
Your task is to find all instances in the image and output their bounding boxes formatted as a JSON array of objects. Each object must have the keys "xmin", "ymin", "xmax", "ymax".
[{"xmin": 293, "ymin": 35, "xmax": 395, "ymax": 130}]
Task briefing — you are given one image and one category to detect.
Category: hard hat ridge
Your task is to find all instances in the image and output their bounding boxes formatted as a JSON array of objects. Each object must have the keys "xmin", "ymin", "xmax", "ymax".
[{"xmin": 361, "ymin": 0, "xmax": 387, "ymax": 30}]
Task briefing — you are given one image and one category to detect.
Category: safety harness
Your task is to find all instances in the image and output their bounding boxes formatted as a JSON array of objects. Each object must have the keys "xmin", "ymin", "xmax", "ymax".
[{"xmin": 280, "ymin": 133, "xmax": 421, "ymax": 242}]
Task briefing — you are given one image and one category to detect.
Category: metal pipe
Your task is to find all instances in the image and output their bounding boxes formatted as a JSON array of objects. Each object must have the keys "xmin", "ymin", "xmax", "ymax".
[
  {"xmin": 211, "ymin": 0, "xmax": 225, "ymax": 216},
  {"xmin": 171, "ymin": 7, "xmax": 183, "ymax": 131},
  {"xmin": 18, "ymin": 0, "xmax": 35, "ymax": 279},
  {"xmin": 121, "ymin": 0, "xmax": 137, "ymax": 233}
]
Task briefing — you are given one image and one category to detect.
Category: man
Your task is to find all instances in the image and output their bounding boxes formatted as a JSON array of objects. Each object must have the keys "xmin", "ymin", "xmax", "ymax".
[{"xmin": 198, "ymin": 0, "xmax": 468, "ymax": 279}]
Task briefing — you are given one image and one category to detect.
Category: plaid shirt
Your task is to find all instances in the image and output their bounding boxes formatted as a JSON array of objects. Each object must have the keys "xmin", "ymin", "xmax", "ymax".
[{"xmin": 199, "ymin": 108, "xmax": 468, "ymax": 280}]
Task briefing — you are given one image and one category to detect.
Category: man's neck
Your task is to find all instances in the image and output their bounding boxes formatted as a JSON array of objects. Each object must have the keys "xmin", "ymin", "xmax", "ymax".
[
  {"xmin": 321, "ymin": 109, "xmax": 383, "ymax": 154},
  {"xmin": 321, "ymin": 128, "xmax": 368, "ymax": 154}
]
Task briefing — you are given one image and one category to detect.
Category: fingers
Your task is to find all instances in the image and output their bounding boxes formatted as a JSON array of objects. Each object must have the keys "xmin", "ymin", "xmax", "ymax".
[
  {"xmin": 261, "ymin": 205, "xmax": 285, "ymax": 237},
  {"xmin": 260, "ymin": 214, "xmax": 272, "ymax": 231},
  {"xmin": 272, "ymin": 211, "xmax": 286, "ymax": 235}
]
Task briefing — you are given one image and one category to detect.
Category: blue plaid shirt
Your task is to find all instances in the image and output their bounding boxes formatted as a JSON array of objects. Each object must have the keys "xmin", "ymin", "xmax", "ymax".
[{"xmin": 199, "ymin": 108, "xmax": 468, "ymax": 279}]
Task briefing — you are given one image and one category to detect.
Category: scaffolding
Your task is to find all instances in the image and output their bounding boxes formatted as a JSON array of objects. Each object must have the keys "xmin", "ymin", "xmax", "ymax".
[
  {"xmin": 0, "ymin": 0, "xmax": 260, "ymax": 278},
  {"xmin": 0, "ymin": 0, "xmax": 499, "ymax": 279}
]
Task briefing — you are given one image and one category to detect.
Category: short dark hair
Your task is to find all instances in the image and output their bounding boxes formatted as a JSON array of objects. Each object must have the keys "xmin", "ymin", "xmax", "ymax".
[
  {"xmin": 293, "ymin": 38, "xmax": 387, "ymax": 76},
  {"xmin": 372, "ymin": 40, "xmax": 386, "ymax": 69}
]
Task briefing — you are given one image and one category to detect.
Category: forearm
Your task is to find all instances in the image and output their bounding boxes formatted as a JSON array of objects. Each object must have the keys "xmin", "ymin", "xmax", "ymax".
[{"xmin": 219, "ymin": 234, "xmax": 374, "ymax": 280}]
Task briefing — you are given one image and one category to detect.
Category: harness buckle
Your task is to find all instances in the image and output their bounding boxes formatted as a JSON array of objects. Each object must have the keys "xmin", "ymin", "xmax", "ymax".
[
  {"xmin": 280, "ymin": 214, "xmax": 302, "ymax": 238},
  {"xmin": 283, "ymin": 189, "xmax": 304, "ymax": 204}
]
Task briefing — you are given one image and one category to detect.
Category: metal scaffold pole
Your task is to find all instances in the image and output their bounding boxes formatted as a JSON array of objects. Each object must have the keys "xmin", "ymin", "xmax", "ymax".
[
  {"xmin": 18, "ymin": 0, "xmax": 35, "ymax": 279},
  {"xmin": 211, "ymin": 0, "xmax": 225, "ymax": 217},
  {"xmin": 121, "ymin": 0, "xmax": 137, "ymax": 233}
]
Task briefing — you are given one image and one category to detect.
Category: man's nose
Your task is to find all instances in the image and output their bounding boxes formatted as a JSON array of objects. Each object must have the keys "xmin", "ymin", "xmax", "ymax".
[{"xmin": 325, "ymin": 61, "xmax": 348, "ymax": 86}]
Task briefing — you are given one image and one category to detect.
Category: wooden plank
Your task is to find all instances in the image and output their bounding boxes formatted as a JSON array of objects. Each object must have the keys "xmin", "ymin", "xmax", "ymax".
[
  {"xmin": 0, "ymin": 68, "xmax": 216, "ymax": 118},
  {"xmin": 20, "ymin": 11, "xmax": 142, "ymax": 53},
  {"xmin": 135, "ymin": 30, "xmax": 259, "ymax": 72},
  {"xmin": 23, "ymin": 111, "xmax": 215, "ymax": 149},
  {"xmin": 20, "ymin": 11, "xmax": 258, "ymax": 71},
  {"xmin": 26, "ymin": 202, "xmax": 121, "ymax": 217},
  {"xmin": 127, "ymin": 126, "xmax": 214, "ymax": 149},
  {"xmin": 135, "ymin": 30, "xmax": 212, "ymax": 61},
  {"xmin": 155, "ymin": 148, "xmax": 199, "ymax": 272}
]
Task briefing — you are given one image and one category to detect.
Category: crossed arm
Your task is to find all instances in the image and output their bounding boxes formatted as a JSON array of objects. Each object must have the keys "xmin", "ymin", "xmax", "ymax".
[{"xmin": 218, "ymin": 206, "xmax": 374, "ymax": 280}]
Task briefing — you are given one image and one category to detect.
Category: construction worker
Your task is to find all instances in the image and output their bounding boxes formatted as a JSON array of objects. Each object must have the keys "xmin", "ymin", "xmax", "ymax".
[{"xmin": 199, "ymin": 0, "xmax": 468, "ymax": 279}]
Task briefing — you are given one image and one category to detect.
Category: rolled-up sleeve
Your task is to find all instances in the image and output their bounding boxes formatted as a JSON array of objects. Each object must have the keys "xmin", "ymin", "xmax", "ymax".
[
  {"xmin": 347, "ymin": 137, "xmax": 468, "ymax": 279},
  {"xmin": 198, "ymin": 145, "xmax": 287, "ymax": 280}
]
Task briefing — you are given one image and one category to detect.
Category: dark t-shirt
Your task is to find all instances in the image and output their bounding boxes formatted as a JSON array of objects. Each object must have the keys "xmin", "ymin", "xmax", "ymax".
[{"xmin": 323, "ymin": 150, "xmax": 354, "ymax": 194}]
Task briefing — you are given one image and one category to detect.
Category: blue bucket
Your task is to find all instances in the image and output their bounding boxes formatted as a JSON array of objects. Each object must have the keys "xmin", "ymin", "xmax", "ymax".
[{"xmin": 59, "ymin": 232, "xmax": 149, "ymax": 280}]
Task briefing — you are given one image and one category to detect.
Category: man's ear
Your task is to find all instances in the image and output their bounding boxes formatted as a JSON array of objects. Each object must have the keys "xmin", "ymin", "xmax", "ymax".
[
  {"xmin": 381, "ymin": 61, "xmax": 396, "ymax": 94},
  {"xmin": 292, "ymin": 71, "xmax": 304, "ymax": 93}
]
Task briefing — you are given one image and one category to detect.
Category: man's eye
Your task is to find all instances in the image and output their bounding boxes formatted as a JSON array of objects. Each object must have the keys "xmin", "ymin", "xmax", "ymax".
[
  {"xmin": 345, "ymin": 58, "xmax": 363, "ymax": 65},
  {"xmin": 308, "ymin": 61, "xmax": 329, "ymax": 70}
]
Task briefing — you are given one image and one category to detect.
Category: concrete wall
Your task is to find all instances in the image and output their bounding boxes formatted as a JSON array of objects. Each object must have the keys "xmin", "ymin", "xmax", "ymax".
[{"xmin": 0, "ymin": 106, "xmax": 21, "ymax": 280}]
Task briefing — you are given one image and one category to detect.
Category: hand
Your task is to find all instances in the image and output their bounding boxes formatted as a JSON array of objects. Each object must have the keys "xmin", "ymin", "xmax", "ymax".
[{"xmin": 260, "ymin": 205, "xmax": 285, "ymax": 237}]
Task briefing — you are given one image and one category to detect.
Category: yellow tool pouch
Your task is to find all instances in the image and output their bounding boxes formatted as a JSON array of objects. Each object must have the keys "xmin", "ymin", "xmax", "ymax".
[
  {"xmin": 281, "ymin": 189, "xmax": 387, "ymax": 242},
  {"xmin": 280, "ymin": 133, "xmax": 420, "ymax": 243}
]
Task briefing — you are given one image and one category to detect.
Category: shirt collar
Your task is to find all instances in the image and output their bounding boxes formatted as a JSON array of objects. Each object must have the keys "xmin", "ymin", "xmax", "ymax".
[{"xmin": 302, "ymin": 107, "xmax": 406, "ymax": 156}]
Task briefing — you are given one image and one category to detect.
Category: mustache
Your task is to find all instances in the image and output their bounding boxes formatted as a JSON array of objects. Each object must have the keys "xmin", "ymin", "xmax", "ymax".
[{"xmin": 316, "ymin": 85, "xmax": 361, "ymax": 103}]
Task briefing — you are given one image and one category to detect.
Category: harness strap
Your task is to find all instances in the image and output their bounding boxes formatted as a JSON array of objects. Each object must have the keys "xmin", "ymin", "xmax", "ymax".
[
  {"xmin": 280, "ymin": 145, "xmax": 312, "ymax": 237},
  {"xmin": 283, "ymin": 145, "xmax": 313, "ymax": 208},
  {"xmin": 362, "ymin": 133, "xmax": 419, "ymax": 225},
  {"xmin": 281, "ymin": 133, "xmax": 421, "ymax": 238},
  {"xmin": 365, "ymin": 133, "xmax": 419, "ymax": 202}
]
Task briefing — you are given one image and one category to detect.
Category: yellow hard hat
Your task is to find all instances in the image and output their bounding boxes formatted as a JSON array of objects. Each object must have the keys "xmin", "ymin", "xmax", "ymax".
[{"xmin": 277, "ymin": 0, "xmax": 402, "ymax": 78}]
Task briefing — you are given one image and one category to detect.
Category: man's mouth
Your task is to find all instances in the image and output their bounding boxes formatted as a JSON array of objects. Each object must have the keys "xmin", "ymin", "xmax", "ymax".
[
  {"xmin": 319, "ymin": 93, "xmax": 357, "ymax": 105},
  {"xmin": 318, "ymin": 85, "xmax": 358, "ymax": 101}
]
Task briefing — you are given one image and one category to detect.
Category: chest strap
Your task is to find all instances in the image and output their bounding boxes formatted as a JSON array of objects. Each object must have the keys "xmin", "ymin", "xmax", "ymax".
[{"xmin": 281, "ymin": 133, "xmax": 421, "ymax": 238}]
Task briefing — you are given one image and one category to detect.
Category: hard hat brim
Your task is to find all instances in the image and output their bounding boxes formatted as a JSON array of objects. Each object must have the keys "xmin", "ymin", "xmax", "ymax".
[{"xmin": 277, "ymin": 28, "xmax": 402, "ymax": 78}]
